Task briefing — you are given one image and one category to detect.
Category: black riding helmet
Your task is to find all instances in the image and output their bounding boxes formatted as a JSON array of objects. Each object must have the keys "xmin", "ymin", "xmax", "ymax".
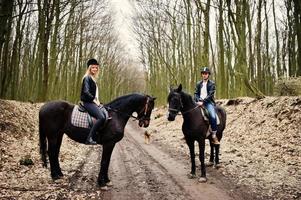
[
  {"xmin": 86, "ymin": 58, "xmax": 99, "ymax": 68},
  {"xmin": 200, "ymin": 66, "xmax": 210, "ymax": 74}
]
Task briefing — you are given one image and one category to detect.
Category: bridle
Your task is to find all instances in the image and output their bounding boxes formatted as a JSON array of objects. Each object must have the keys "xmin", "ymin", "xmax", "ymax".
[
  {"xmin": 168, "ymin": 93, "xmax": 183, "ymax": 114},
  {"xmin": 105, "ymin": 96, "xmax": 152, "ymax": 121},
  {"xmin": 136, "ymin": 96, "xmax": 151, "ymax": 121},
  {"xmin": 168, "ymin": 93, "xmax": 199, "ymax": 115}
]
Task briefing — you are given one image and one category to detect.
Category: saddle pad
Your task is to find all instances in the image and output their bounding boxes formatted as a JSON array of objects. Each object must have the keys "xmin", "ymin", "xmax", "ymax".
[
  {"xmin": 71, "ymin": 106, "xmax": 91, "ymax": 129},
  {"xmin": 200, "ymin": 109, "xmax": 220, "ymax": 125}
]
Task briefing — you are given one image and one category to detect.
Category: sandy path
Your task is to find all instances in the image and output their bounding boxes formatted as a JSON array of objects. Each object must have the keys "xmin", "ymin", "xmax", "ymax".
[{"xmin": 100, "ymin": 122, "xmax": 242, "ymax": 200}]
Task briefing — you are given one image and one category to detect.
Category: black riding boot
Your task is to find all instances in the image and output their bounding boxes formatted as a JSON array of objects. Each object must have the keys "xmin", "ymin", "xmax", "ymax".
[{"xmin": 85, "ymin": 119, "xmax": 104, "ymax": 145}]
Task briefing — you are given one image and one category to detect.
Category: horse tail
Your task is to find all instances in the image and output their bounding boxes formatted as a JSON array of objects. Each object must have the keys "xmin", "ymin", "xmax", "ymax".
[
  {"xmin": 39, "ymin": 110, "xmax": 48, "ymax": 168},
  {"xmin": 217, "ymin": 105, "xmax": 227, "ymax": 129}
]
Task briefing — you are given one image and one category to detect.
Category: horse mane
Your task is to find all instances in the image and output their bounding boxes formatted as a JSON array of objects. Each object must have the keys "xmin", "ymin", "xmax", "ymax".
[
  {"xmin": 105, "ymin": 93, "xmax": 145, "ymax": 109},
  {"xmin": 168, "ymin": 88, "xmax": 195, "ymax": 105},
  {"xmin": 180, "ymin": 90, "xmax": 195, "ymax": 105}
]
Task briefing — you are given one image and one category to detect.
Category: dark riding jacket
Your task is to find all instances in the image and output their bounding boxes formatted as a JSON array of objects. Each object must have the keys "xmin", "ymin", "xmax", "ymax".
[
  {"xmin": 80, "ymin": 75, "xmax": 97, "ymax": 103},
  {"xmin": 194, "ymin": 80, "xmax": 216, "ymax": 105}
]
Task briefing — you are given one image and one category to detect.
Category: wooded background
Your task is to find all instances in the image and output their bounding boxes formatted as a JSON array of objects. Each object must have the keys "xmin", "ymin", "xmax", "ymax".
[
  {"xmin": 134, "ymin": 0, "xmax": 301, "ymax": 104},
  {"xmin": 0, "ymin": 0, "xmax": 144, "ymax": 103},
  {"xmin": 0, "ymin": 0, "xmax": 300, "ymax": 105}
]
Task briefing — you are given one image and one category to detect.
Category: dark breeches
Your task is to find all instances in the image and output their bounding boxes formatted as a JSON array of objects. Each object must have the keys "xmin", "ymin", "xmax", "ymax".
[{"xmin": 83, "ymin": 102, "xmax": 106, "ymax": 122}]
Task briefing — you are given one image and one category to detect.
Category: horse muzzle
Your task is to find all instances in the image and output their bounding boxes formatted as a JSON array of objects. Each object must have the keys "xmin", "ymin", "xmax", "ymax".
[
  {"xmin": 167, "ymin": 113, "xmax": 176, "ymax": 121},
  {"xmin": 139, "ymin": 119, "xmax": 150, "ymax": 127}
]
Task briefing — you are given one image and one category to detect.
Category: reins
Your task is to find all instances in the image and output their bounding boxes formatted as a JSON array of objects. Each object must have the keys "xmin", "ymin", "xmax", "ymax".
[
  {"xmin": 105, "ymin": 106, "xmax": 139, "ymax": 120},
  {"xmin": 168, "ymin": 105, "xmax": 199, "ymax": 115},
  {"xmin": 104, "ymin": 96, "xmax": 151, "ymax": 121},
  {"xmin": 168, "ymin": 92, "xmax": 199, "ymax": 115},
  {"xmin": 181, "ymin": 105, "xmax": 199, "ymax": 115}
]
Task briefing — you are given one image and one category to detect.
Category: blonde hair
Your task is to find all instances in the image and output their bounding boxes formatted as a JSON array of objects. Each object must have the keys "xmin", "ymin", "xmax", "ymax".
[{"xmin": 83, "ymin": 65, "xmax": 99, "ymax": 80}]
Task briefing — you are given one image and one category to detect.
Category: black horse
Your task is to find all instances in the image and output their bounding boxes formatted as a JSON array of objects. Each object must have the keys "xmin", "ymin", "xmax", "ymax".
[
  {"xmin": 167, "ymin": 84, "xmax": 226, "ymax": 182},
  {"xmin": 39, "ymin": 93, "xmax": 156, "ymax": 189}
]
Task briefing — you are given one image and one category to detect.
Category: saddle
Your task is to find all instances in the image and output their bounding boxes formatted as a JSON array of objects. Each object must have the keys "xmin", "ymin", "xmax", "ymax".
[
  {"xmin": 71, "ymin": 102, "xmax": 109, "ymax": 129},
  {"xmin": 200, "ymin": 107, "xmax": 220, "ymax": 138},
  {"xmin": 200, "ymin": 107, "xmax": 220, "ymax": 125}
]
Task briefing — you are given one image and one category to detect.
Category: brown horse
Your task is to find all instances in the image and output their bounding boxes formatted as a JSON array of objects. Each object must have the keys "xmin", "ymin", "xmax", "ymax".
[
  {"xmin": 39, "ymin": 93, "xmax": 156, "ymax": 189},
  {"xmin": 167, "ymin": 84, "xmax": 226, "ymax": 182}
]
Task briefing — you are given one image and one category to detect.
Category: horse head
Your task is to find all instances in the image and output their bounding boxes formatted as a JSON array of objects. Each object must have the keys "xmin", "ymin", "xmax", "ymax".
[
  {"xmin": 137, "ymin": 95, "xmax": 156, "ymax": 127},
  {"xmin": 167, "ymin": 84, "xmax": 183, "ymax": 121}
]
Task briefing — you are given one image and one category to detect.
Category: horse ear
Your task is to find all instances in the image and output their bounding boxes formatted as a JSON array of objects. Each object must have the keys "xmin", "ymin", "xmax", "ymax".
[
  {"xmin": 148, "ymin": 95, "xmax": 156, "ymax": 101},
  {"xmin": 177, "ymin": 84, "xmax": 182, "ymax": 92}
]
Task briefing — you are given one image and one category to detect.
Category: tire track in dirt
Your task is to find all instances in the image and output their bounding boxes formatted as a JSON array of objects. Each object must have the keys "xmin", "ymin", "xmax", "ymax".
[
  {"xmin": 127, "ymin": 122, "xmax": 239, "ymax": 200},
  {"xmin": 64, "ymin": 122, "xmax": 244, "ymax": 200},
  {"xmin": 68, "ymin": 147, "xmax": 99, "ymax": 190},
  {"xmin": 108, "ymin": 133, "xmax": 189, "ymax": 200},
  {"xmin": 102, "ymin": 122, "xmax": 234, "ymax": 200},
  {"xmin": 66, "ymin": 147, "xmax": 105, "ymax": 199}
]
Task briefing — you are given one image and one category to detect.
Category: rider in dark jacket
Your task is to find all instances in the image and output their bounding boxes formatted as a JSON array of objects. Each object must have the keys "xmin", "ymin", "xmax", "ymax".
[
  {"xmin": 81, "ymin": 58, "xmax": 106, "ymax": 145},
  {"xmin": 81, "ymin": 75, "xmax": 97, "ymax": 103},
  {"xmin": 194, "ymin": 67, "xmax": 219, "ymax": 145},
  {"xmin": 194, "ymin": 80, "xmax": 216, "ymax": 105}
]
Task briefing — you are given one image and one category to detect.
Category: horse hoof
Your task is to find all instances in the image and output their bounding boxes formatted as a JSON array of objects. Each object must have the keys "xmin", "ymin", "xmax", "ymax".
[
  {"xmin": 214, "ymin": 163, "xmax": 222, "ymax": 169},
  {"xmin": 188, "ymin": 173, "xmax": 197, "ymax": 179},
  {"xmin": 100, "ymin": 186, "xmax": 109, "ymax": 191},
  {"xmin": 52, "ymin": 175, "xmax": 61, "ymax": 181},
  {"xmin": 198, "ymin": 177, "xmax": 207, "ymax": 183},
  {"xmin": 106, "ymin": 181, "xmax": 113, "ymax": 187}
]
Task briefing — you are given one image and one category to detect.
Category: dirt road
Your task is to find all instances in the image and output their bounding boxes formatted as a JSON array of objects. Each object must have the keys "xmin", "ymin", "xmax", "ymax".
[
  {"xmin": 62, "ymin": 122, "xmax": 254, "ymax": 200},
  {"xmin": 0, "ymin": 115, "xmax": 258, "ymax": 200},
  {"xmin": 106, "ymin": 124, "xmax": 222, "ymax": 199},
  {"xmin": 3, "ymin": 98, "xmax": 299, "ymax": 199}
]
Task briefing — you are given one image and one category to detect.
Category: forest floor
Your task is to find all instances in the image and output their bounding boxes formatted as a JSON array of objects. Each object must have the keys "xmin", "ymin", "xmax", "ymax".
[{"xmin": 0, "ymin": 96, "xmax": 300, "ymax": 200}]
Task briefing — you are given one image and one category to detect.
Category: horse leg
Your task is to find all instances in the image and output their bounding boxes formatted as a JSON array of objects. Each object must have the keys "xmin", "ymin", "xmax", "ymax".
[
  {"xmin": 47, "ymin": 138, "xmax": 61, "ymax": 180},
  {"xmin": 214, "ymin": 144, "xmax": 220, "ymax": 167},
  {"xmin": 55, "ymin": 133, "xmax": 64, "ymax": 177},
  {"xmin": 198, "ymin": 139, "xmax": 207, "ymax": 182},
  {"xmin": 209, "ymin": 141, "xmax": 215, "ymax": 165},
  {"xmin": 186, "ymin": 138, "xmax": 196, "ymax": 178},
  {"xmin": 98, "ymin": 142, "xmax": 115, "ymax": 189}
]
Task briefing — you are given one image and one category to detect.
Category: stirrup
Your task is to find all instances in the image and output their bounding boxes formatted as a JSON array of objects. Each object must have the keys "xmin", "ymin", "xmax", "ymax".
[{"xmin": 85, "ymin": 137, "xmax": 97, "ymax": 145}]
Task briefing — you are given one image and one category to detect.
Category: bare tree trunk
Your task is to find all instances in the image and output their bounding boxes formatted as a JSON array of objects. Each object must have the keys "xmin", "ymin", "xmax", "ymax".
[
  {"xmin": 246, "ymin": 2, "xmax": 254, "ymax": 83},
  {"xmin": 255, "ymin": 0, "xmax": 262, "ymax": 90},
  {"xmin": 287, "ymin": 0, "xmax": 296, "ymax": 77},
  {"xmin": 293, "ymin": 0, "xmax": 301, "ymax": 76},
  {"xmin": 273, "ymin": 0, "xmax": 282, "ymax": 78},
  {"xmin": 48, "ymin": 0, "xmax": 61, "ymax": 100},
  {"xmin": 0, "ymin": 0, "xmax": 13, "ymax": 62},
  {"xmin": 264, "ymin": 0, "xmax": 271, "ymax": 94},
  {"xmin": 0, "ymin": 0, "xmax": 13, "ymax": 97},
  {"xmin": 9, "ymin": 1, "xmax": 28, "ymax": 99},
  {"xmin": 217, "ymin": 0, "xmax": 227, "ymax": 98},
  {"xmin": 194, "ymin": 0, "xmax": 210, "ymax": 66}
]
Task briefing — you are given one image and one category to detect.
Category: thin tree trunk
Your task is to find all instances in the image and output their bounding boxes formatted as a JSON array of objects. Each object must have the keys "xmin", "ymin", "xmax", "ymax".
[
  {"xmin": 255, "ymin": 0, "xmax": 262, "ymax": 91},
  {"xmin": 218, "ymin": 0, "xmax": 226, "ymax": 98},
  {"xmin": 0, "ymin": 0, "xmax": 13, "ymax": 63},
  {"xmin": 293, "ymin": 0, "xmax": 301, "ymax": 76},
  {"xmin": 287, "ymin": 0, "xmax": 296, "ymax": 76},
  {"xmin": 272, "ymin": 0, "xmax": 281, "ymax": 78},
  {"xmin": 0, "ymin": 0, "xmax": 13, "ymax": 97}
]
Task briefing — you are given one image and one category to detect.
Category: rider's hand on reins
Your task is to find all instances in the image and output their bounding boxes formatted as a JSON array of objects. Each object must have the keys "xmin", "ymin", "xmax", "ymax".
[{"xmin": 197, "ymin": 101, "xmax": 203, "ymax": 107}]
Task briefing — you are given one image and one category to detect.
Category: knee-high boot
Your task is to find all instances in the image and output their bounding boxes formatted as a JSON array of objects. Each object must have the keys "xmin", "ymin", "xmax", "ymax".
[{"xmin": 85, "ymin": 119, "xmax": 104, "ymax": 145}]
